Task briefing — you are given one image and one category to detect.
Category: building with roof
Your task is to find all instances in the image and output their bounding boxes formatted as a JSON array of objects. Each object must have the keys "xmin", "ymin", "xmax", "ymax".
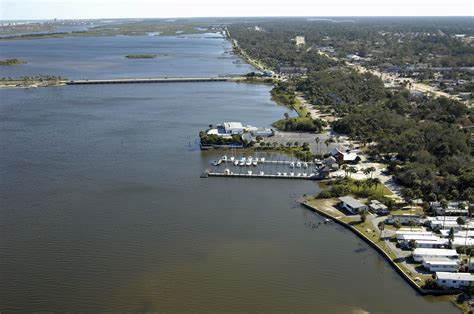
[
  {"xmin": 386, "ymin": 214, "xmax": 422, "ymax": 225},
  {"xmin": 330, "ymin": 148, "xmax": 360, "ymax": 164},
  {"xmin": 423, "ymin": 258, "xmax": 460, "ymax": 272},
  {"xmin": 338, "ymin": 196, "xmax": 367, "ymax": 214},
  {"xmin": 436, "ymin": 272, "xmax": 474, "ymax": 289},
  {"xmin": 430, "ymin": 201, "xmax": 469, "ymax": 216},
  {"xmin": 369, "ymin": 200, "xmax": 389, "ymax": 215},
  {"xmin": 412, "ymin": 248, "xmax": 459, "ymax": 262}
]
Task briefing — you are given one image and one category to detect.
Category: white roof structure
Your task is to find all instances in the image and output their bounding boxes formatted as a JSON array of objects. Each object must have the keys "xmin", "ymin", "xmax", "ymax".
[
  {"xmin": 223, "ymin": 122, "xmax": 243, "ymax": 128},
  {"xmin": 436, "ymin": 272, "xmax": 474, "ymax": 281},
  {"xmin": 343, "ymin": 152, "xmax": 358, "ymax": 161},
  {"xmin": 413, "ymin": 248, "xmax": 458, "ymax": 257},
  {"xmin": 440, "ymin": 230, "xmax": 474, "ymax": 238},
  {"xmin": 399, "ymin": 234, "xmax": 441, "ymax": 241},
  {"xmin": 424, "ymin": 259, "xmax": 459, "ymax": 266},
  {"xmin": 339, "ymin": 196, "xmax": 366, "ymax": 209},
  {"xmin": 416, "ymin": 239, "xmax": 448, "ymax": 246}
]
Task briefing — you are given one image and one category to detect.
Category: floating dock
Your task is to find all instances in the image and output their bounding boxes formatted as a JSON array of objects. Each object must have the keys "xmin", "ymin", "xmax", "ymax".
[{"xmin": 204, "ymin": 171, "xmax": 324, "ymax": 180}]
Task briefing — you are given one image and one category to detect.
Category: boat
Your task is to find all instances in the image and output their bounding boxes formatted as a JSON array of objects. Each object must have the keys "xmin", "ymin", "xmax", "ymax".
[
  {"xmin": 233, "ymin": 160, "xmax": 239, "ymax": 166},
  {"xmin": 259, "ymin": 171, "xmax": 264, "ymax": 175},
  {"xmin": 260, "ymin": 157, "xmax": 265, "ymax": 162},
  {"xmin": 245, "ymin": 159, "xmax": 252, "ymax": 166},
  {"xmin": 296, "ymin": 162, "xmax": 302, "ymax": 168},
  {"xmin": 289, "ymin": 162, "xmax": 295, "ymax": 168},
  {"xmin": 277, "ymin": 172, "xmax": 282, "ymax": 176},
  {"xmin": 297, "ymin": 173, "xmax": 302, "ymax": 177},
  {"xmin": 247, "ymin": 170, "xmax": 252, "ymax": 175},
  {"xmin": 290, "ymin": 172, "xmax": 295, "ymax": 176},
  {"xmin": 302, "ymin": 173, "xmax": 308, "ymax": 177},
  {"xmin": 252, "ymin": 160, "xmax": 258, "ymax": 166},
  {"xmin": 230, "ymin": 156, "xmax": 235, "ymax": 162},
  {"xmin": 212, "ymin": 160, "xmax": 220, "ymax": 166},
  {"xmin": 239, "ymin": 158, "xmax": 246, "ymax": 166},
  {"xmin": 222, "ymin": 155, "xmax": 228, "ymax": 162},
  {"xmin": 283, "ymin": 172, "xmax": 287, "ymax": 176},
  {"xmin": 303, "ymin": 162, "xmax": 308, "ymax": 168}
]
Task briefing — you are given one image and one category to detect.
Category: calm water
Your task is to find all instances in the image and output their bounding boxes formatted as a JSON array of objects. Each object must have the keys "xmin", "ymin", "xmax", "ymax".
[
  {"xmin": 0, "ymin": 34, "xmax": 253, "ymax": 79},
  {"xmin": 0, "ymin": 35, "xmax": 457, "ymax": 313}
]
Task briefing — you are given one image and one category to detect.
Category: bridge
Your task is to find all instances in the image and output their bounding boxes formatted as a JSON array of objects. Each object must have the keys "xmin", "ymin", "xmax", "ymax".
[{"xmin": 66, "ymin": 76, "xmax": 245, "ymax": 85}]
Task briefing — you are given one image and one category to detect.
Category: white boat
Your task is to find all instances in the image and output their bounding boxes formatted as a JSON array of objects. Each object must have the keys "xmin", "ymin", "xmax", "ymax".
[
  {"xmin": 212, "ymin": 160, "xmax": 220, "ymax": 166},
  {"xmin": 260, "ymin": 157, "xmax": 265, "ymax": 162},
  {"xmin": 247, "ymin": 156, "xmax": 253, "ymax": 161},
  {"xmin": 239, "ymin": 158, "xmax": 246, "ymax": 166},
  {"xmin": 296, "ymin": 162, "xmax": 301, "ymax": 168},
  {"xmin": 245, "ymin": 160, "xmax": 252, "ymax": 166},
  {"xmin": 222, "ymin": 155, "xmax": 228, "ymax": 162},
  {"xmin": 303, "ymin": 162, "xmax": 308, "ymax": 168},
  {"xmin": 290, "ymin": 172, "xmax": 295, "ymax": 176},
  {"xmin": 247, "ymin": 170, "xmax": 252, "ymax": 175},
  {"xmin": 297, "ymin": 173, "xmax": 302, "ymax": 177},
  {"xmin": 303, "ymin": 173, "xmax": 308, "ymax": 177},
  {"xmin": 283, "ymin": 172, "xmax": 287, "ymax": 176},
  {"xmin": 234, "ymin": 160, "xmax": 239, "ymax": 166},
  {"xmin": 252, "ymin": 160, "xmax": 258, "ymax": 166},
  {"xmin": 277, "ymin": 172, "xmax": 282, "ymax": 176},
  {"xmin": 259, "ymin": 171, "xmax": 264, "ymax": 175},
  {"xmin": 289, "ymin": 162, "xmax": 295, "ymax": 168},
  {"xmin": 230, "ymin": 156, "xmax": 235, "ymax": 162}
]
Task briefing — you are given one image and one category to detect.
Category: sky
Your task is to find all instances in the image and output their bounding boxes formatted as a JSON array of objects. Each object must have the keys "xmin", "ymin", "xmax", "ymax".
[{"xmin": 0, "ymin": 0, "xmax": 473, "ymax": 20}]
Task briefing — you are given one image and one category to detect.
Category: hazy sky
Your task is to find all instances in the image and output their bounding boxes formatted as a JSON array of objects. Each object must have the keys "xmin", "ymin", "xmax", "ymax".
[{"xmin": 1, "ymin": 0, "xmax": 473, "ymax": 20}]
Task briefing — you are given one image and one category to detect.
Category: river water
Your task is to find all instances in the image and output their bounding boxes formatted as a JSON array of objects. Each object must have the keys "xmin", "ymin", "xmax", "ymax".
[{"xmin": 0, "ymin": 34, "xmax": 457, "ymax": 313}]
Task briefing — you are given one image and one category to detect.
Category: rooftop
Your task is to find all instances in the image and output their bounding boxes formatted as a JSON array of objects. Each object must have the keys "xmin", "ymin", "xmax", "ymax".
[
  {"xmin": 436, "ymin": 272, "xmax": 474, "ymax": 281},
  {"xmin": 413, "ymin": 248, "xmax": 458, "ymax": 256},
  {"xmin": 339, "ymin": 196, "xmax": 366, "ymax": 209}
]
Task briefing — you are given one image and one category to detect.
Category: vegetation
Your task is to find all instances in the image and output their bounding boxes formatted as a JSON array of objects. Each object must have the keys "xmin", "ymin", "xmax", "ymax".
[
  {"xmin": 0, "ymin": 58, "xmax": 27, "ymax": 66},
  {"xmin": 316, "ymin": 177, "xmax": 395, "ymax": 209},
  {"xmin": 199, "ymin": 131, "xmax": 245, "ymax": 147},
  {"xmin": 125, "ymin": 54, "xmax": 158, "ymax": 59}
]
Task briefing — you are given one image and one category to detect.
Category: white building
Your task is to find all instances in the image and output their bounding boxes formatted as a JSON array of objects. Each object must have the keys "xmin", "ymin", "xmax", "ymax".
[
  {"xmin": 223, "ymin": 122, "xmax": 245, "ymax": 135},
  {"xmin": 395, "ymin": 230, "xmax": 433, "ymax": 240},
  {"xmin": 412, "ymin": 248, "xmax": 459, "ymax": 262},
  {"xmin": 415, "ymin": 239, "xmax": 449, "ymax": 249},
  {"xmin": 386, "ymin": 214, "xmax": 422, "ymax": 225},
  {"xmin": 369, "ymin": 200, "xmax": 389, "ymax": 215},
  {"xmin": 338, "ymin": 196, "xmax": 367, "ymax": 214},
  {"xmin": 295, "ymin": 36, "xmax": 306, "ymax": 46},
  {"xmin": 423, "ymin": 258, "xmax": 460, "ymax": 272},
  {"xmin": 430, "ymin": 201, "xmax": 469, "ymax": 216},
  {"xmin": 397, "ymin": 234, "xmax": 442, "ymax": 247},
  {"xmin": 436, "ymin": 272, "xmax": 474, "ymax": 289}
]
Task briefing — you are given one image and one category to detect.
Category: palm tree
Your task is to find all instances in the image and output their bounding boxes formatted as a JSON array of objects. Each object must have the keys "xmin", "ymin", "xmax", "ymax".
[
  {"xmin": 440, "ymin": 198, "xmax": 448, "ymax": 229},
  {"xmin": 284, "ymin": 112, "xmax": 290, "ymax": 119},
  {"xmin": 354, "ymin": 180, "xmax": 362, "ymax": 191},
  {"xmin": 315, "ymin": 137, "xmax": 320, "ymax": 155},
  {"xmin": 348, "ymin": 166, "xmax": 357, "ymax": 178},
  {"xmin": 341, "ymin": 164, "xmax": 349, "ymax": 178},
  {"xmin": 448, "ymin": 227, "xmax": 455, "ymax": 248},
  {"xmin": 372, "ymin": 178, "xmax": 381, "ymax": 191},
  {"xmin": 324, "ymin": 138, "xmax": 330, "ymax": 153},
  {"xmin": 457, "ymin": 215, "xmax": 468, "ymax": 254},
  {"xmin": 378, "ymin": 221, "xmax": 385, "ymax": 240}
]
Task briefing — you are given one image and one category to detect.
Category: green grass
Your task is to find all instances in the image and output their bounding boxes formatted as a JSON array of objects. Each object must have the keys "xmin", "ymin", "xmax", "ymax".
[
  {"xmin": 125, "ymin": 54, "xmax": 158, "ymax": 59},
  {"xmin": 0, "ymin": 58, "xmax": 27, "ymax": 66}
]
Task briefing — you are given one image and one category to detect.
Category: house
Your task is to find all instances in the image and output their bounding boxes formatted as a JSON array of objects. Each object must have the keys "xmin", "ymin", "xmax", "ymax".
[
  {"xmin": 436, "ymin": 272, "xmax": 474, "ymax": 289},
  {"xmin": 386, "ymin": 214, "xmax": 422, "ymax": 225},
  {"xmin": 395, "ymin": 230, "xmax": 433, "ymax": 240},
  {"xmin": 369, "ymin": 200, "xmax": 389, "ymax": 215},
  {"xmin": 428, "ymin": 218, "xmax": 474, "ymax": 231},
  {"xmin": 412, "ymin": 248, "xmax": 459, "ymax": 262},
  {"xmin": 338, "ymin": 196, "xmax": 367, "ymax": 214},
  {"xmin": 430, "ymin": 201, "xmax": 469, "ymax": 216},
  {"xmin": 223, "ymin": 122, "xmax": 245, "ymax": 135},
  {"xmin": 397, "ymin": 234, "xmax": 443, "ymax": 248},
  {"xmin": 294, "ymin": 36, "xmax": 305, "ymax": 46},
  {"xmin": 416, "ymin": 239, "xmax": 449, "ymax": 249},
  {"xmin": 330, "ymin": 148, "xmax": 360, "ymax": 164},
  {"xmin": 423, "ymin": 258, "xmax": 460, "ymax": 272}
]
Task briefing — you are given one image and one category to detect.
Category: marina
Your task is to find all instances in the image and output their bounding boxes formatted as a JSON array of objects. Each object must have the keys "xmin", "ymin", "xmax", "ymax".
[{"xmin": 203, "ymin": 155, "xmax": 326, "ymax": 180}]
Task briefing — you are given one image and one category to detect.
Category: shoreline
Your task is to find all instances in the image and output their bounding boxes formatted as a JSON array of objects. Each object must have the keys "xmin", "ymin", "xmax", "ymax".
[{"xmin": 300, "ymin": 200, "xmax": 461, "ymax": 297}]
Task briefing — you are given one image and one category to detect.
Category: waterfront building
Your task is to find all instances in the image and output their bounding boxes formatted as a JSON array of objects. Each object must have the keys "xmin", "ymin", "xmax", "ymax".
[
  {"xmin": 412, "ymin": 248, "xmax": 459, "ymax": 262},
  {"xmin": 397, "ymin": 234, "xmax": 444, "ymax": 248},
  {"xmin": 423, "ymin": 258, "xmax": 460, "ymax": 272},
  {"xmin": 369, "ymin": 200, "xmax": 389, "ymax": 215},
  {"xmin": 436, "ymin": 272, "xmax": 474, "ymax": 289},
  {"xmin": 338, "ymin": 196, "xmax": 367, "ymax": 214}
]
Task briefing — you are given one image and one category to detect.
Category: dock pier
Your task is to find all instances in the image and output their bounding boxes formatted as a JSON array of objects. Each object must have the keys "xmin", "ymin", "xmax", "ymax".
[{"xmin": 66, "ymin": 77, "xmax": 244, "ymax": 85}]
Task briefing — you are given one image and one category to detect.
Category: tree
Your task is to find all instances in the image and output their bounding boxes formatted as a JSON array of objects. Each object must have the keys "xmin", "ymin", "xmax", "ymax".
[
  {"xmin": 354, "ymin": 180, "xmax": 362, "ymax": 191},
  {"xmin": 359, "ymin": 208, "xmax": 368, "ymax": 222},
  {"xmin": 284, "ymin": 112, "xmax": 290, "ymax": 120},
  {"xmin": 348, "ymin": 166, "xmax": 358, "ymax": 178},
  {"xmin": 440, "ymin": 198, "xmax": 448, "ymax": 229},
  {"xmin": 378, "ymin": 221, "xmax": 385, "ymax": 240},
  {"xmin": 393, "ymin": 219, "xmax": 402, "ymax": 230},
  {"xmin": 315, "ymin": 137, "xmax": 320, "ymax": 155},
  {"xmin": 448, "ymin": 227, "xmax": 455, "ymax": 247},
  {"xmin": 409, "ymin": 239, "xmax": 417, "ymax": 249}
]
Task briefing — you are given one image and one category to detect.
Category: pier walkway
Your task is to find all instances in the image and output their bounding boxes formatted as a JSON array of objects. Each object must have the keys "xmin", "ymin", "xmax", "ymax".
[{"xmin": 66, "ymin": 76, "xmax": 244, "ymax": 85}]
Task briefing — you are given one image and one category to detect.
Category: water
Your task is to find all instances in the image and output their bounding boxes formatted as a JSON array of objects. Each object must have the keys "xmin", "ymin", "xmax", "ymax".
[
  {"xmin": 0, "ymin": 35, "xmax": 458, "ymax": 313},
  {"xmin": 0, "ymin": 34, "xmax": 253, "ymax": 79}
]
